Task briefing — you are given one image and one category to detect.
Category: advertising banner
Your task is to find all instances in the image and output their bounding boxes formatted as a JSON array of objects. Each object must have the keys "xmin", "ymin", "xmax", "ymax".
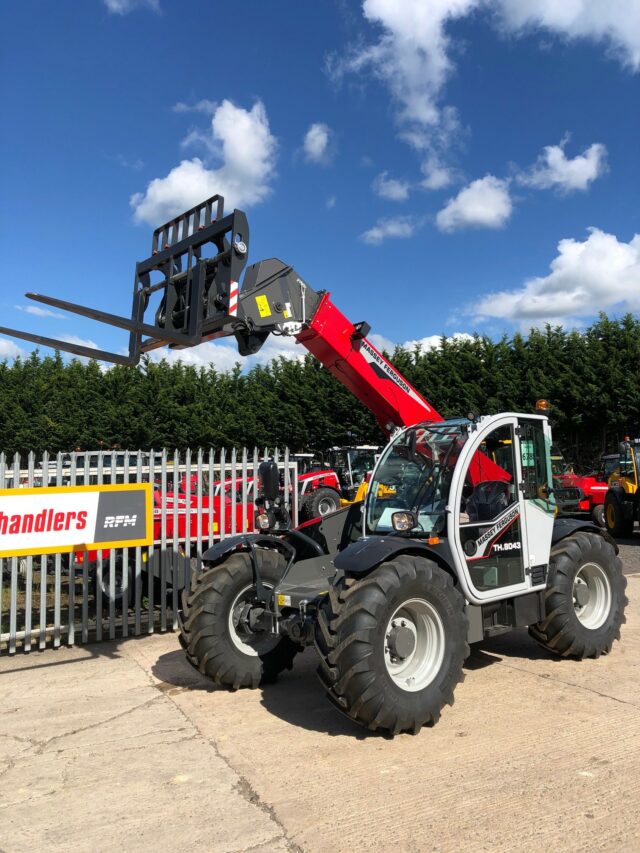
[{"xmin": 0, "ymin": 483, "xmax": 153, "ymax": 557}]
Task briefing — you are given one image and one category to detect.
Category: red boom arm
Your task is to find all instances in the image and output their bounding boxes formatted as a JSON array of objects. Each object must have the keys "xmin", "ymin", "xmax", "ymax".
[{"xmin": 296, "ymin": 294, "xmax": 441, "ymax": 436}]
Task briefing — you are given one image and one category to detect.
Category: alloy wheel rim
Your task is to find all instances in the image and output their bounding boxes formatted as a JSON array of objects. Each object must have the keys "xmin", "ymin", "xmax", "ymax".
[
  {"xmin": 228, "ymin": 583, "xmax": 279, "ymax": 656},
  {"xmin": 383, "ymin": 597, "xmax": 446, "ymax": 692},
  {"xmin": 572, "ymin": 562, "xmax": 612, "ymax": 629},
  {"xmin": 318, "ymin": 498, "xmax": 336, "ymax": 515}
]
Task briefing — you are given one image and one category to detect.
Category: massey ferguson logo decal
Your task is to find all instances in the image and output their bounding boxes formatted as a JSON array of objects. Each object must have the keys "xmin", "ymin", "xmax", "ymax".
[
  {"xmin": 103, "ymin": 514, "xmax": 137, "ymax": 529},
  {"xmin": 465, "ymin": 504, "xmax": 520, "ymax": 560},
  {"xmin": 360, "ymin": 340, "xmax": 430, "ymax": 408}
]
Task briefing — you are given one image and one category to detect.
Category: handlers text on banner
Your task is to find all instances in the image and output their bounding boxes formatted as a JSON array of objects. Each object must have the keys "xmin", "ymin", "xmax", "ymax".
[{"xmin": 0, "ymin": 484, "xmax": 153, "ymax": 557}]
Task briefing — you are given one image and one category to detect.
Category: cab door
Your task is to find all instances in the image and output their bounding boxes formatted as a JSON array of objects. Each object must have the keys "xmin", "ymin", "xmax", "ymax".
[
  {"xmin": 449, "ymin": 416, "xmax": 531, "ymax": 602},
  {"xmin": 517, "ymin": 417, "xmax": 556, "ymax": 587}
]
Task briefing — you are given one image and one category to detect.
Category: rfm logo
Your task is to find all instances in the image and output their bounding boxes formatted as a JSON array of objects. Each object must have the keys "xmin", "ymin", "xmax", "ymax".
[{"xmin": 103, "ymin": 515, "xmax": 137, "ymax": 529}]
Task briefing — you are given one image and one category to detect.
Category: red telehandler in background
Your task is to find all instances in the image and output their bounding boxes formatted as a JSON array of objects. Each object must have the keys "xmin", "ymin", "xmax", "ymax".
[{"xmin": 1, "ymin": 195, "xmax": 626, "ymax": 736}]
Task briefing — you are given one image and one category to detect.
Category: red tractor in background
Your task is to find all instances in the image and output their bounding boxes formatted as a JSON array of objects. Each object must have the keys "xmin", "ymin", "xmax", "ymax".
[
  {"xmin": 551, "ymin": 447, "xmax": 615, "ymax": 527},
  {"xmin": 293, "ymin": 445, "xmax": 381, "ymax": 518}
]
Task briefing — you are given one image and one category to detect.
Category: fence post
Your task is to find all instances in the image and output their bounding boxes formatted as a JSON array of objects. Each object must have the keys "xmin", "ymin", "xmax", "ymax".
[
  {"xmin": 121, "ymin": 450, "xmax": 130, "ymax": 639},
  {"xmin": 196, "ymin": 447, "xmax": 204, "ymax": 583},
  {"xmin": 68, "ymin": 450, "xmax": 77, "ymax": 646},
  {"xmin": 171, "ymin": 448, "xmax": 180, "ymax": 624},
  {"xmin": 219, "ymin": 448, "xmax": 226, "ymax": 541},
  {"xmin": 145, "ymin": 449, "xmax": 155, "ymax": 634},
  {"xmin": 9, "ymin": 453, "xmax": 20, "ymax": 654},
  {"xmin": 160, "ymin": 448, "xmax": 167, "ymax": 633},
  {"xmin": 0, "ymin": 453, "xmax": 4, "ymax": 649}
]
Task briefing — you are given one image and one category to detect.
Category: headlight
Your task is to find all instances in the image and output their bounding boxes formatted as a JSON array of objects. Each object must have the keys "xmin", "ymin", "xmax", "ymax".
[
  {"xmin": 391, "ymin": 511, "xmax": 416, "ymax": 532},
  {"xmin": 255, "ymin": 512, "xmax": 271, "ymax": 530}
]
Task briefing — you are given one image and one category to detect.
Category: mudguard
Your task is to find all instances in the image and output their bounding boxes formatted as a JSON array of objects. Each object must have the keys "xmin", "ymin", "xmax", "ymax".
[
  {"xmin": 333, "ymin": 535, "xmax": 455, "ymax": 578},
  {"xmin": 201, "ymin": 528, "xmax": 325, "ymax": 566},
  {"xmin": 202, "ymin": 533, "xmax": 294, "ymax": 565},
  {"xmin": 552, "ymin": 517, "xmax": 619, "ymax": 553}
]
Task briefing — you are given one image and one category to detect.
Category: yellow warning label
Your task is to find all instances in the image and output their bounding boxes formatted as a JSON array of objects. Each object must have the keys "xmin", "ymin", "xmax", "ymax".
[
  {"xmin": 277, "ymin": 594, "xmax": 292, "ymax": 607},
  {"xmin": 256, "ymin": 295, "xmax": 272, "ymax": 318}
]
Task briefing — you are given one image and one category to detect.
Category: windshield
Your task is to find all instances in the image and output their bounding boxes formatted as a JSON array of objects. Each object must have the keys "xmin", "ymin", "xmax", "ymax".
[
  {"xmin": 348, "ymin": 450, "xmax": 378, "ymax": 482},
  {"xmin": 366, "ymin": 422, "xmax": 469, "ymax": 536}
]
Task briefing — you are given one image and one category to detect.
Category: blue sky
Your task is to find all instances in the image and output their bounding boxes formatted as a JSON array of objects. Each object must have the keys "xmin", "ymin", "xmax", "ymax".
[{"xmin": 1, "ymin": 0, "xmax": 639, "ymax": 371}]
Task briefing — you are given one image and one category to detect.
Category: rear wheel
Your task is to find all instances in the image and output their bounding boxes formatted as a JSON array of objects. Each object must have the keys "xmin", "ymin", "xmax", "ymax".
[
  {"xmin": 98, "ymin": 555, "xmax": 133, "ymax": 605},
  {"xmin": 604, "ymin": 492, "xmax": 634, "ymax": 538},
  {"xmin": 529, "ymin": 531, "xmax": 626, "ymax": 658},
  {"xmin": 301, "ymin": 487, "xmax": 341, "ymax": 520},
  {"xmin": 314, "ymin": 555, "xmax": 468, "ymax": 735},
  {"xmin": 180, "ymin": 550, "xmax": 301, "ymax": 689},
  {"xmin": 591, "ymin": 504, "xmax": 605, "ymax": 528}
]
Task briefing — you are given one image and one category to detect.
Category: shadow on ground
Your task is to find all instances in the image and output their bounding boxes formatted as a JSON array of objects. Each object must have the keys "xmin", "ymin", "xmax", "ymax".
[{"xmin": 151, "ymin": 627, "xmax": 558, "ymax": 738}]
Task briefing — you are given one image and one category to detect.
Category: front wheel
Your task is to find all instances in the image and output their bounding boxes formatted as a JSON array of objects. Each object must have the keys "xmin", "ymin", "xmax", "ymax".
[
  {"xmin": 529, "ymin": 531, "xmax": 627, "ymax": 658},
  {"xmin": 604, "ymin": 492, "xmax": 634, "ymax": 538},
  {"xmin": 315, "ymin": 555, "xmax": 468, "ymax": 735},
  {"xmin": 180, "ymin": 549, "xmax": 301, "ymax": 689}
]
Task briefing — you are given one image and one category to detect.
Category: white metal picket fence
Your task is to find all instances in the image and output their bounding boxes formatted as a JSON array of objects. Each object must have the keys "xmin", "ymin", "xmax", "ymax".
[{"xmin": 0, "ymin": 447, "xmax": 297, "ymax": 655}]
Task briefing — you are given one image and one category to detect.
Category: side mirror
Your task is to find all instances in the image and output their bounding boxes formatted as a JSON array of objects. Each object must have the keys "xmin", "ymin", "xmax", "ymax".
[{"xmin": 258, "ymin": 460, "xmax": 280, "ymax": 501}]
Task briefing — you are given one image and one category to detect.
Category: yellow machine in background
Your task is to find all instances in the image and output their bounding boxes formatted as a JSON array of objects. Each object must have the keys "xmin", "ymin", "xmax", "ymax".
[{"xmin": 604, "ymin": 437, "xmax": 639, "ymax": 537}]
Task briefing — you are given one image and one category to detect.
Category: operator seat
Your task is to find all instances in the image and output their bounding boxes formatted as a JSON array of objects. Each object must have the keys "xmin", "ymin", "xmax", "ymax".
[{"xmin": 465, "ymin": 480, "xmax": 512, "ymax": 522}]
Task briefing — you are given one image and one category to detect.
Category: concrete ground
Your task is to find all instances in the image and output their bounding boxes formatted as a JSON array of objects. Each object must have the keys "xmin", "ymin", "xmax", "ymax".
[{"xmin": 1, "ymin": 542, "xmax": 639, "ymax": 853}]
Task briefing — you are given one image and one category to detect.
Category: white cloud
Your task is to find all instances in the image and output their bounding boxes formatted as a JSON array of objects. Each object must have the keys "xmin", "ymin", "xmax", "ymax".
[
  {"xmin": 333, "ymin": 1, "xmax": 640, "ymax": 185},
  {"xmin": 494, "ymin": 1, "xmax": 640, "ymax": 71},
  {"xmin": 131, "ymin": 100, "xmax": 277, "ymax": 225},
  {"xmin": 106, "ymin": 153, "xmax": 144, "ymax": 170},
  {"xmin": 334, "ymin": 0, "xmax": 476, "ymax": 129},
  {"xmin": 420, "ymin": 155, "xmax": 454, "ymax": 190},
  {"xmin": 303, "ymin": 123, "xmax": 333, "ymax": 164},
  {"xmin": 370, "ymin": 331, "xmax": 474, "ymax": 354},
  {"xmin": 326, "ymin": 195, "xmax": 337, "ymax": 209},
  {"xmin": 436, "ymin": 175, "xmax": 513, "ymax": 232},
  {"xmin": 59, "ymin": 335, "xmax": 99, "ymax": 349},
  {"xmin": 520, "ymin": 139, "xmax": 608, "ymax": 192},
  {"xmin": 372, "ymin": 171, "xmax": 410, "ymax": 201},
  {"xmin": 360, "ymin": 216, "xmax": 418, "ymax": 245},
  {"xmin": 15, "ymin": 305, "xmax": 65, "ymax": 319},
  {"xmin": 368, "ymin": 333, "xmax": 396, "ymax": 353},
  {"xmin": 0, "ymin": 338, "xmax": 26, "ymax": 361},
  {"xmin": 104, "ymin": 0, "xmax": 159, "ymax": 14},
  {"xmin": 469, "ymin": 228, "xmax": 640, "ymax": 325},
  {"xmin": 401, "ymin": 332, "xmax": 474, "ymax": 352},
  {"xmin": 331, "ymin": 0, "xmax": 476, "ymax": 176},
  {"xmin": 148, "ymin": 332, "xmax": 304, "ymax": 373},
  {"xmin": 172, "ymin": 99, "xmax": 217, "ymax": 115}
]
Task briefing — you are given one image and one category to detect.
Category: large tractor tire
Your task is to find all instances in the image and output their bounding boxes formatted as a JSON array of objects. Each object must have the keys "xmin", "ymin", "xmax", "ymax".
[
  {"xmin": 529, "ymin": 531, "xmax": 626, "ymax": 659},
  {"xmin": 604, "ymin": 492, "xmax": 634, "ymax": 538},
  {"xmin": 314, "ymin": 555, "xmax": 468, "ymax": 735},
  {"xmin": 301, "ymin": 487, "xmax": 340, "ymax": 521},
  {"xmin": 180, "ymin": 550, "xmax": 300, "ymax": 689}
]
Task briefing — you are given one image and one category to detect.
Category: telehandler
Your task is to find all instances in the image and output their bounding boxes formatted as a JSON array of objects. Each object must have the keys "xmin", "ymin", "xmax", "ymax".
[
  {"xmin": 0, "ymin": 195, "xmax": 627, "ymax": 735},
  {"xmin": 604, "ymin": 438, "xmax": 639, "ymax": 538}
]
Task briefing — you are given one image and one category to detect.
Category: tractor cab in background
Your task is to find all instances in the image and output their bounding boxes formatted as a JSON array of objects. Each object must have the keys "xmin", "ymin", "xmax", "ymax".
[{"xmin": 325, "ymin": 445, "xmax": 381, "ymax": 501}]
